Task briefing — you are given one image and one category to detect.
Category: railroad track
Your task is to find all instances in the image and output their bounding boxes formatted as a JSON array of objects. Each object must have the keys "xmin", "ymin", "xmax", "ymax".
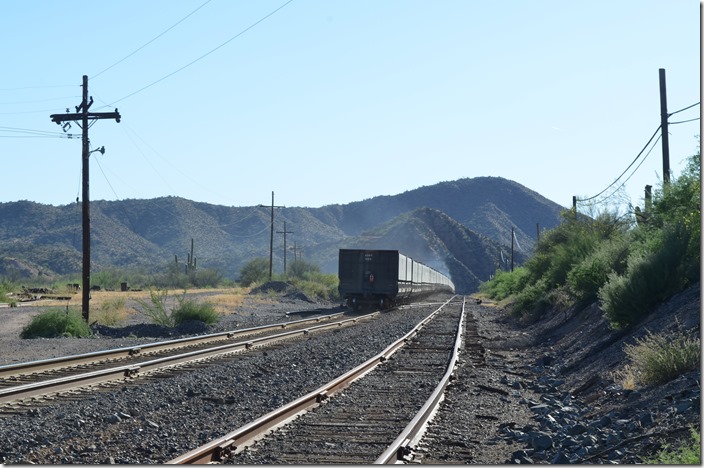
[
  {"xmin": 169, "ymin": 295, "xmax": 466, "ymax": 464},
  {"xmin": 0, "ymin": 311, "xmax": 378, "ymax": 408}
]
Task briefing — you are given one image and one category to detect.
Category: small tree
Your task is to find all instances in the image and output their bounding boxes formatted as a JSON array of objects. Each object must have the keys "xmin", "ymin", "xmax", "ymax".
[
  {"xmin": 287, "ymin": 259, "xmax": 320, "ymax": 280},
  {"xmin": 239, "ymin": 258, "xmax": 270, "ymax": 286}
]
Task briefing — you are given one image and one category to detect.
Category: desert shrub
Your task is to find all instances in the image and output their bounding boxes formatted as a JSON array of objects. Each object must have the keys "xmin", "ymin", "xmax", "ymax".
[
  {"xmin": 291, "ymin": 276, "xmax": 340, "ymax": 301},
  {"xmin": 599, "ymin": 223, "xmax": 691, "ymax": 328},
  {"xmin": 239, "ymin": 258, "xmax": 270, "ymax": 287},
  {"xmin": 190, "ymin": 268, "xmax": 223, "ymax": 288},
  {"xmin": 172, "ymin": 298, "xmax": 219, "ymax": 326},
  {"xmin": 135, "ymin": 289, "xmax": 219, "ymax": 326},
  {"xmin": 511, "ymin": 278, "xmax": 551, "ymax": 320},
  {"xmin": 645, "ymin": 427, "xmax": 700, "ymax": 464},
  {"xmin": 134, "ymin": 288, "xmax": 174, "ymax": 327},
  {"xmin": 567, "ymin": 236, "xmax": 630, "ymax": 304},
  {"xmin": 286, "ymin": 259, "xmax": 320, "ymax": 280},
  {"xmin": 20, "ymin": 308, "xmax": 92, "ymax": 338},
  {"xmin": 526, "ymin": 211, "xmax": 627, "ymax": 289},
  {"xmin": 620, "ymin": 329, "xmax": 700, "ymax": 387},
  {"xmin": 479, "ymin": 268, "xmax": 530, "ymax": 300},
  {"xmin": 285, "ymin": 260, "xmax": 339, "ymax": 301},
  {"xmin": 645, "ymin": 145, "xmax": 701, "ymax": 282},
  {"xmin": 0, "ymin": 279, "xmax": 14, "ymax": 303}
]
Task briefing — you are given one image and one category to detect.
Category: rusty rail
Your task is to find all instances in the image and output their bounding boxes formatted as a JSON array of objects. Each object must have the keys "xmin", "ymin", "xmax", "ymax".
[
  {"xmin": 374, "ymin": 296, "xmax": 466, "ymax": 463},
  {"xmin": 0, "ymin": 312, "xmax": 346, "ymax": 379},
  {"xmin": 0, "ymin": 312, "xmax": 376, "ymax": 406},
  {"xmin": 167, "ymin": 297, "xmax": 456, "ymax": 464}
]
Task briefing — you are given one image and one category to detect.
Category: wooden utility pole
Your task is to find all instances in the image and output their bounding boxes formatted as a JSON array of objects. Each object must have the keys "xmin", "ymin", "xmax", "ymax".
[
  {"xmin": 276, "ymin": 221, "xmax": 294, "ymax": 275},
  {"xmin": 510, "ymin": 227, "xmax": 515, "ymax": 272},
  {"xmin": 290, "ymin": 241, "xmax": 301, "ymax": 262},
  {"xmin": 50, "ymin": 75, "xmax": 121, "ymax": 322},
  {"xmin": 259, "ymin": 191, "xmax": 284, "ymax": 281},
  {"xmin": 659, "ymin": 68, "xmax": 671, "ymax": 186}
]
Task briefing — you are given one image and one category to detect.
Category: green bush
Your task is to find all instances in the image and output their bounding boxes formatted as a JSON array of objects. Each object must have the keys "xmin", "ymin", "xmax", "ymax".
[
  {"xmin": 645, "ymin": 428, "xmax": 700, "ymax": 464},
  {"xmin": 172, "ymin": 299, "xmax": 219, "ymax": 326},
  {"xmin": 567, "ymin": 236, "xmax": 630, "ymax": 304},
  {"xmin": 135, "ymin": 289, "xmax": 219, "ymax": 327},
  {"xmin": 600, "ymin": 224, "xmax": 691, "ymax": 328},
  {"xmin": 239, "ymin": 258, "xmax": 270, "ymax": 287},
  {"xmin": 622, "ymin": 329, "xmax": 700, "ymax": 386},
  {"xmin": 0, "ymin": 279, "xmax": 14, "ymax": 303},
  {"xmin": 135, "ymin": 288, "xmax": 174, "ymax": 327},
  {"xmin": 479, "ymin": 268, "xmax": 530, "ymax": 300},
  {"xmin": 511, "ymin": 278, "xmax": 551, "ymax": 319},
  {"xmin": 20, "ymin": 308, "xmax": 92, "ymax": 338}
]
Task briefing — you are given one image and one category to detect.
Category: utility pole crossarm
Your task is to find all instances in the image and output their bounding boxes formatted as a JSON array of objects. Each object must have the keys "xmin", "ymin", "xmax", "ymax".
[{"xmin": 50, "ymin": 111, "xmax": 121, "ymax": 124}]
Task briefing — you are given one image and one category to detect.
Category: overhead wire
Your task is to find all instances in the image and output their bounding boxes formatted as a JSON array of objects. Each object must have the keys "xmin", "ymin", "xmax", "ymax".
[
  {"xmin": 0, "ymin": 84, "xmax": 77, "ymax": 92},
  {"xmin": 103, "ymin": 0, "xmax": 294, "ymax": 107},
  {"xmin": 0, "ymin": 126, "xmax": 78, "ymax": 139},
  {"xmin": 577, "ymin": 125, "xmax": 662, "ymax": 203},
  {"xmin": 87, "ymin": 91, "xmax": 269, "ymax": 230},
  {"xmin": 669, "ymin": 117, "xmax": 700, "ymax": 125},
  {"xmin": 668, "ymin": 101, "xmax": 700, "ymax": 116},
  {"xmin": 602, "ymin": 133, "xmax": 662, "ymax": 203},
  {"xmin": 91, "ymin": 0, "xmax": 214, "ymax": 80}
]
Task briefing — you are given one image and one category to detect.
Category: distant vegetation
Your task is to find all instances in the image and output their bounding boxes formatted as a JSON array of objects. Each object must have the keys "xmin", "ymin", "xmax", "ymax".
[
  {"xmin": 480, "ymin": 142, "xmax": 700, "ymax": 330},
  {"xmin": 0, "ymin": 177, "xmax": 564, "ymax": 292}
]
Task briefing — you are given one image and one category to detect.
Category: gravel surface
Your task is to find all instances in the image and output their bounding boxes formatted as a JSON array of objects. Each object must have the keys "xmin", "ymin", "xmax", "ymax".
[
  {"xmin": 0, "ymin": 295, "xmax": 439, "ymax": 464},
  {"xmin": 0, "ymin": 284, "xmax": 699, "ymax": 464}
]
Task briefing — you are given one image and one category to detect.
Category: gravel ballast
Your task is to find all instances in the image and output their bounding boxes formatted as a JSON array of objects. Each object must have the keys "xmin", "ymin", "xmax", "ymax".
[{"xmin": 0, "ymin": 284, "xmax": 699, "ymax": 464}]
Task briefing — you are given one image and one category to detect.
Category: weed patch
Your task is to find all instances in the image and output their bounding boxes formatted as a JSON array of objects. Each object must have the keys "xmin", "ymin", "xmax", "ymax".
[{"xmin": 616, "ymin": 329, "xmax": 700, "ymax": 387}]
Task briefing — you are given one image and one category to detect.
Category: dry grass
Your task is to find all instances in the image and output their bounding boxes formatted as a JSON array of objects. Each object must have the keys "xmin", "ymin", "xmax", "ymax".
[{"xmin": 27, "ymin": 287, "xmax": 268, "ymax": 321}]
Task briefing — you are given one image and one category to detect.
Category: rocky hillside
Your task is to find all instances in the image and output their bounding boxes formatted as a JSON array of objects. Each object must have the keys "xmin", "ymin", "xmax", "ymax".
[{"xmin": 0, "ymin": 177, "xmax": 562, "ymax": 293}]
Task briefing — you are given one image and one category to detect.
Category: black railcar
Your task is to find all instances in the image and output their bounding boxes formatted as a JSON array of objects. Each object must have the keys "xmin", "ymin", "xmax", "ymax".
[{"xmin": 338, "ymin": 249, "xmax": 454, "ymax": 310}]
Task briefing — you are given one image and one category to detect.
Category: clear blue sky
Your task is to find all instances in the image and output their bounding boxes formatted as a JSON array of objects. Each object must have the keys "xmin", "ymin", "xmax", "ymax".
[{"xmin": 1, "ymin": 1, "xmax": 700, "ymax": 212}]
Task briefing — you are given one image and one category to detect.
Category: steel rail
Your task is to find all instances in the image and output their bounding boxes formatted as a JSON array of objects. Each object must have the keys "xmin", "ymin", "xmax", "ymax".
[
  {"xmin": 0, "ymin": 312, "xmax": 376, "ymax": 406},
  {"xmin": 374, "ymin": 296, "xmax": 466, "ymax": 463},
  {"xmin": 0, "ymin": 312, "xmax": 346, "ymax": 379},
  {"xmin": 167, "ymin": 296, "xmax": 457, "ymax": 464}
]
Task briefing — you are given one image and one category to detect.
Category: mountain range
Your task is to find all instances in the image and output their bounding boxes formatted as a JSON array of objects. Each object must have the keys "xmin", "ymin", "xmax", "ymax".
[{"xmin": 0, "ymin": 176, "xmax": 566, "ymax": 293}]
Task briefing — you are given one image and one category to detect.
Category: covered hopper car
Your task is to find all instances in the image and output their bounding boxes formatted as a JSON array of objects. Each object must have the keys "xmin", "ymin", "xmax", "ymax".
[{"xmin": 338, "ymin": 249, "xmax": 455, "ymax": 310}]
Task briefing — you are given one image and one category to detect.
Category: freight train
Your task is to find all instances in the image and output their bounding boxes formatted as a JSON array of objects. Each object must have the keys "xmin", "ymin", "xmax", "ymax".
[{"xmin": 338, "ymin": 249, "xmax": 455, "ymax": 310}]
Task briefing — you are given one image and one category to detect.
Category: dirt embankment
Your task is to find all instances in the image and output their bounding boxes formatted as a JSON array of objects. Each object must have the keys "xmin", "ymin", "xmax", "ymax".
[{"xmin": 468, "ymin": 282, "xmax": 701, "ymax": 463}]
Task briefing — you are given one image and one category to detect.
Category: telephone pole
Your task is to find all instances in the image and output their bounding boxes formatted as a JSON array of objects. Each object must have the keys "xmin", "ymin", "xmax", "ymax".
[
  {"xmin": 510, "ymin": 227, "xmax": 515, "ymax": 272},
  {"xmin": 659, "ymin": 68, "xmax": 671, "ymax": 186},
  {"xmin": 291, "ymin": 242, "xmax": 303, "ymax": 260},
  {"xmin": 259, "ymin": 191, "xmax": 284, "ymax": 281},
  {"xmin": 50, "ymin": 75, "xmax": 121, "ymax": 322},
  {"xmin": 276, "ymin": 221, "xmax": 294, "ymax": 275}
]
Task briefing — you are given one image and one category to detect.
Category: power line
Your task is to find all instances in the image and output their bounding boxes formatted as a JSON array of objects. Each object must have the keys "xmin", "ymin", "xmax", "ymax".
[
  {"xmin": 91, "ymin": 0, "xmax": 214, "ymax": 80},
  {"xmin": 0, "ymin": 84, "xmax": 77, "ymax": 92},
  {"xmin": 0, "ymin": 96, "xmax": 80, "ymax": 106},
  {"xmin": 104, "ymin": 0, "xmax": 294, "ymax": 107},
  {"xmin": 0, "ymin": 126, "xmax": 78, "ymax": 139},
  {"xmin": 669, "ymin": 117, "xmax": 700, "ymax": 125},
  {"xmin": 0, "ymin": 125, "xmax": 69, "ymax": 136},
  {"xmin": 601, "ymin": 134, "xmax": 662, "ymax": 204},
  {"xmin": 668, "ymin": 101, "xmax": 700, "ymax": 116},
  {"xmin": 577, "ymin": 125, "xmax": 661, "ymax": 203}
]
